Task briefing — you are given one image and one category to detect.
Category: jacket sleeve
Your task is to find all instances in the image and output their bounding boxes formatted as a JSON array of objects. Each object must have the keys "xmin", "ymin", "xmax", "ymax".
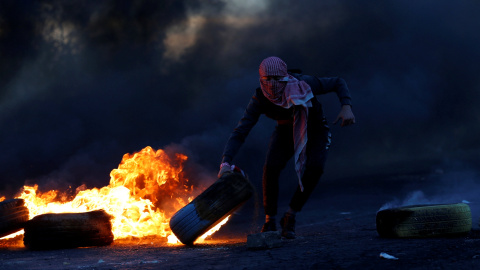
[
  {"xmin": 316, "ymin": 77, "xmax": 352, "ymax": 106},
  {"xmin": 299, "ymin": 74, "xmax": 352, "ymax": 106},
  {"xmin": 221, "ymin": 94, "xmax": 262, "ymax": 163}
]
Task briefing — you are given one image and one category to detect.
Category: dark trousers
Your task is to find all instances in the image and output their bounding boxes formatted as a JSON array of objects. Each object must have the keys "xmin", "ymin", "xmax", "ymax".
[{"xmin": 262, "ymin": 124, "xmax": 330, "ymax": 216}]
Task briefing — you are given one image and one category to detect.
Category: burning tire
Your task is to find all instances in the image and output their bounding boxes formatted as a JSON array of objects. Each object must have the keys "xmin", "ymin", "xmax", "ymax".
[
  {"xmin": 0, "ymin": 199, "xmax": 29, "ymax": 238},
  {"xmin": 169, "ymin": 171, "xmax": 254, "ymax": 245},
  {"xmin": 376, "ymin": 203, "xmax": 472, "ymax": 238},
  {"xmin": 23, "ymin": 209, "xmax": 114, "ymax": 250}
]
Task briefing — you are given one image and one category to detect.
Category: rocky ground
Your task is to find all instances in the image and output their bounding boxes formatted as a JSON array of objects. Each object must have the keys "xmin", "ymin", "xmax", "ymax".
[{"xmin": 0, "ymin": 172, "xmax": 479, "ymax": 269}]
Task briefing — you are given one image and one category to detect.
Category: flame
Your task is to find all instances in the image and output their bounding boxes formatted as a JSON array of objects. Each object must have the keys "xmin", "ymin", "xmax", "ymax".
[
  {"xmin": 166, "ymin": 215, "xmax": 230, "ymax": 244},
  {"xmin": 1, "ymin": 146, "xmax": 227, "ymax": 243}
]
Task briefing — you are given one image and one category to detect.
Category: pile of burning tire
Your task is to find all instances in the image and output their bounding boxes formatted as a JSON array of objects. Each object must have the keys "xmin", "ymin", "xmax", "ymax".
[
  {"xmin": 0, "ymin": 171, "xmax": 254, "ymax": 249},
  {"xmin": 0, "ymin": 198, "xmax": 113, "ymax": 250}
]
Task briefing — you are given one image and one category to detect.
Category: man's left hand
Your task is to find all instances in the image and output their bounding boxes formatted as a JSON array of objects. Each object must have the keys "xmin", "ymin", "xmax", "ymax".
[{"xmin": 333, "ymin": 105, "xmax": 356, "ymax": 127}]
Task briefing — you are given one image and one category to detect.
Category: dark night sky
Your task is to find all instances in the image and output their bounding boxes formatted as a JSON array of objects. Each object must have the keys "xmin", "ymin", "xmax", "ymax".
[{"xmin": 1, "ymin": 0, "xmax": 479, "ymax": 199}]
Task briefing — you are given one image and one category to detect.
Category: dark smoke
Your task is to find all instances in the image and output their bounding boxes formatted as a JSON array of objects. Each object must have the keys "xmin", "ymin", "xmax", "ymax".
[{"xmin": 0, "ymin": 0, "xmax": 479, "ymax": 201}]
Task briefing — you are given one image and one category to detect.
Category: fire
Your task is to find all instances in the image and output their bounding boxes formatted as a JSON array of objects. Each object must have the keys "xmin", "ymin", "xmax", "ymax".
[
  {"xmin": 1, "ymin": 146, "xmax": 227, "ymax": 243},
  {"xmin": 167, "ymin": 215, "xmax": 230, "ymax": 244}
]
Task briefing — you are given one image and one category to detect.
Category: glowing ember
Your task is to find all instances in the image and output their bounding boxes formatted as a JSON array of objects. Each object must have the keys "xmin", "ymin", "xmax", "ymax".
[{"xmin": 0, "ymin": 146, "xmax": 227, "ymax": 243}]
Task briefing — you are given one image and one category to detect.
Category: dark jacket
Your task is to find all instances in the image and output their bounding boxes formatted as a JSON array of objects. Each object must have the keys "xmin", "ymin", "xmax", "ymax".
[{"xmin": 221, "ymin": 73, "xmax": 352, "ymax": 163}]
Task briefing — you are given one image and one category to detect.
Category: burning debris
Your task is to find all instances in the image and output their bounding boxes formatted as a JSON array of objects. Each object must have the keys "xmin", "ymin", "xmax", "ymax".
[
  {"xmin": 0, "ymin": 146, "xmax": 229, "ymax": 248},
  {"xmin": 0, "ymin": 199, "xmax": 29, "ymax": 239},
  {"xmin": 23, "ymin": 210, "xmax": 113, "ymax": 250}
]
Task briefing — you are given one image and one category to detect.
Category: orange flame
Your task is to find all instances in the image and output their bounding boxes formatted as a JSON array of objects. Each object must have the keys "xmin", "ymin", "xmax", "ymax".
[{"xmin": 1, "ymin": 146, "xmax": 226, "ymax": 243}]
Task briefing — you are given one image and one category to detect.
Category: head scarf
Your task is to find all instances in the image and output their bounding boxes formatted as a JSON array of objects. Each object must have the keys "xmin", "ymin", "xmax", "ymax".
[{"xmin": 259, "ymin": 56, "xmax": 314, "ymax": 191}]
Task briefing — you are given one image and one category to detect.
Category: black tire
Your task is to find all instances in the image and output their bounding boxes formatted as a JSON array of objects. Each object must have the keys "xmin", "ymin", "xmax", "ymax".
[
  {"xmin": 0, "ymin": 199, "xmax": 29, "ymax": 238},
  {"xmin": 376, "ymin": 203, "xmax": 472, "ymax": 238},
  {"xmin": 170, "ymin": 171, "xmax": 254, "ymax": 245},
  {"xmin": 24, "ymin": 209, "xmax": 114, "ymax": 250}
]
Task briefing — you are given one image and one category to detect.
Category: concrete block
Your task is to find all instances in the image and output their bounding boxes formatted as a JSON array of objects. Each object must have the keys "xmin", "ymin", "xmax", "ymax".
[{"xmin": 247, "ymin": 231, "xmax": 282, "ymax": 250}]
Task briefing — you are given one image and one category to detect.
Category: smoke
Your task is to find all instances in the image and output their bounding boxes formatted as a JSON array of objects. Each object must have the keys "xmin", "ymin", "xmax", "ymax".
[
  {"xmin": 379, "ymin": 167, "xmax": 480, "ymax": 227},
  {"xmin": 0, "ymin": 0, "xmax": 480, "ymax": 200},
  {"xmin": 379, "ymin": 190, "xmax": 471, "ymax": 211}
]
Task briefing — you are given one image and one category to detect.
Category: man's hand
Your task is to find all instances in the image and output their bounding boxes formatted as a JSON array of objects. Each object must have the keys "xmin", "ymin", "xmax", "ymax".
[
  {"xmin": 217, "ymin": 162, "xmax": 232, "ymax": 178},
  {"xmin": 333, "ymin": 105, "xmax": 356, "ymax": 127}
]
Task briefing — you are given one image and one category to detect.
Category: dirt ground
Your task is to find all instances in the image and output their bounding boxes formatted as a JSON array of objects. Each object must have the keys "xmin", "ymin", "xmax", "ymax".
[{"xmin": 1, "ymin": 172, "xmax": 479, "ymax": 270}]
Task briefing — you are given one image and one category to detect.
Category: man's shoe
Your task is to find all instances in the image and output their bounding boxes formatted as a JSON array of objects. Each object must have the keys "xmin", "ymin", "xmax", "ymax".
[
  {"xmin": 261, "ymin": 220, "xmax": 277, "ymax": 232},
  {"xmin": 280, "ymin": 213, "xmax": 296, "ymax": 239}
]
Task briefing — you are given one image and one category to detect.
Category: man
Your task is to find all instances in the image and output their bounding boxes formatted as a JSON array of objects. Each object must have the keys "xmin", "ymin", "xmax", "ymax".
[{"xmin": 218, "ymin": 56, "xmax": 355, "ymax": 239}]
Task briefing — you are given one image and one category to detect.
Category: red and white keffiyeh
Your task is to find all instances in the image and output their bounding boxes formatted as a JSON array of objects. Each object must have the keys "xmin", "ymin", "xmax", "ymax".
[{"xmin": 259, "ymin": 56, "xmax": 314, "ymax": 192}]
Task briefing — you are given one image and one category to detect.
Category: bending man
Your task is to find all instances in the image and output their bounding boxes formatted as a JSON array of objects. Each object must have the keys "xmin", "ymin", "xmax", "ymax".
[{"xmin": 219, "ymin": 56, "xmax": 355, "ymax": 239}]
